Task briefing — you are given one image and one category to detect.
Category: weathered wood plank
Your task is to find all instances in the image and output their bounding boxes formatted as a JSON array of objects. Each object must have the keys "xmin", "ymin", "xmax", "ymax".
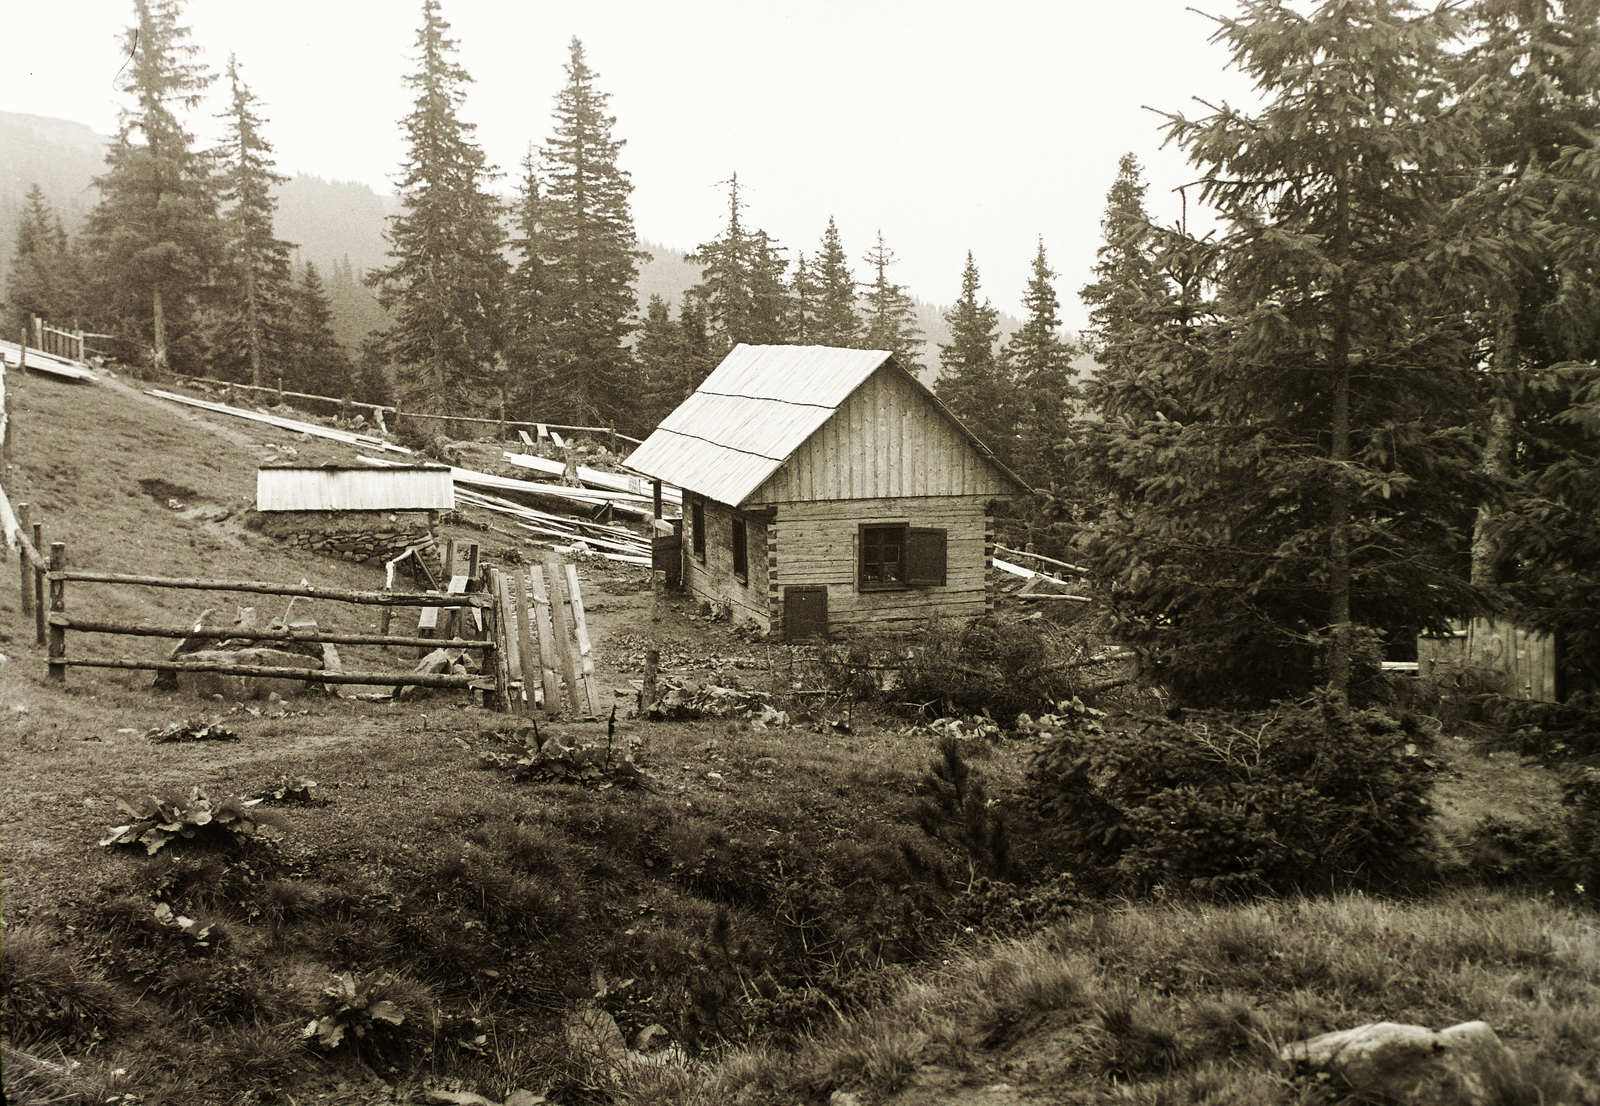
[{"xmin": 528, "ymin": 566, "xmax": 563, "ymax": 716}]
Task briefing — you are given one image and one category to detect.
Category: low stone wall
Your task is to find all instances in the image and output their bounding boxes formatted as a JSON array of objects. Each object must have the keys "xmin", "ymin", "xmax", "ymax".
[{"xmin": 248, "ymin": 509, "xmax": 440, "ymax": 569}]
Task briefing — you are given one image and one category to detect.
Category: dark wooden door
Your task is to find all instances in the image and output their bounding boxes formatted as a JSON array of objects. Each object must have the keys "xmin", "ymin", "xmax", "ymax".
[
  {"xmin": 784, "ymin": 586, "xmax": 828, "ymax": 641},
  {"xmin": 652, "ymin": 533, "xmax": 682, "ymax": 588}
]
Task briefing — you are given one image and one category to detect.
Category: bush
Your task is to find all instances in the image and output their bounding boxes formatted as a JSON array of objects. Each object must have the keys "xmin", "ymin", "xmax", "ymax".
[
  {"xmin": 1, "ymin": 927, "xmax": 124, "ymax": 1047},
  {"xmin": 896, "ymin": 616, "xmax": 1110, "ymax": 726},
  {"xmin": 1025, "ymin": 695, "xmax": 1437, "ymax": 895}
]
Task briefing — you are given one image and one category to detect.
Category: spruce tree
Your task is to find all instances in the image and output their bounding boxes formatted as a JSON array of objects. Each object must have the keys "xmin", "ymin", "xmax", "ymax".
[
  {"xmin": 1004, "ymin": 241, "xmax": 1076, "ymax": 484},
  {"xmin": 1080, "ymin": 0, "xmax": 1487, "ymax": 705},
  {"xmin": 687, "ymin": 175, "xmax": 794, "ymax": 351},
  {"xmin": 5, "ymin": 185, "xmax": 82, "ymax": 332},
  {"xmin": 527, "ymin": 37, "xmax": 645, "ymax": 427},
  {"xmin": 367, "ymin": 0, "xmax": 507, "ymax": 414},
  {"xmin": 83, "ymin": 0, "xmax": 219, "ymax": 370},
  {"xmin": 284, "ymin": 262, "xmax": 353, "ymax": 396},
  {"xmin": 791, "ymin": 251, "xmax": 817, "ymax": 343},
  {"xmin": 215, "ymin": 55, "xmax": 294, "ymax": 386},
  {"xmin": 507, "ymin": 153, "xmax": 550, "ymax": 418},
  {"xmin": 936, "ymin": 252, "xmax": 1015, "ymax": 464},
  {"xmin": 1079, "ymin": 155, "xmax": 1168, "ymax": 396},
  {"xmin": 860, "ymin": 232, "xmax": 923, "ymax": 370},
  {"xmin": 811, "ymin": 217, "xmax": 864, "ymax": 347}
]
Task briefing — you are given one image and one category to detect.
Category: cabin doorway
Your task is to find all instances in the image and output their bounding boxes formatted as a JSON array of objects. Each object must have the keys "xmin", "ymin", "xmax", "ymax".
[{"xmin": 784, "ymin": 586, "xmax": 828, "ymax": 641}]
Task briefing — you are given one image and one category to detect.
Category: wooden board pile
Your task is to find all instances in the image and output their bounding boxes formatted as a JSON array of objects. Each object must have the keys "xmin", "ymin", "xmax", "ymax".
[
  {"xmin": 992, "ymin": 544, "xmax": 1093, "ymax": 604},
  {"xmin": 486, "ymin": 554, "xmax": 604, "ymax": 719}
]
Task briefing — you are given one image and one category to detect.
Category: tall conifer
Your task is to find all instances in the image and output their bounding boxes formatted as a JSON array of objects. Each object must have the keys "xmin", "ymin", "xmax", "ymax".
[
  {"xmin": 688, "ymin": 175, "xmax": 794, "ymax": 351},
  {"xmin": 936, "ymin": 252, "xmax": 1014, "ymax": 465},
  {"xmin": 216, "ymin": 55, "xmax": 294, "ymax": 386},
  {"xmin": 860, "ymin": 232, "xmax": 923, "ymax": 370},
  {"xmin": 526, "ymin": 38, "xmax": 645, "ymax": 426},
  {"xmin": 1005, "ymin": 242, "xmax": 1078, "ymax": 484},
  {"xmin": 811, "ymin": 217, "xmax": 864, "ymax": 347},
  {"xmin": 368, "ymin": 0, "xmax": 507, "ymax": 413},
  {"xmin": 84, "ymin": 0, "xmax": 219, "ymax": 370},
  {"xmin": 284, "ymin": 262, "xmax": 353, "ymax": 396},
  {"xmin": 5, "ymin": 186, "xmax": 81, "ymax": 332}
]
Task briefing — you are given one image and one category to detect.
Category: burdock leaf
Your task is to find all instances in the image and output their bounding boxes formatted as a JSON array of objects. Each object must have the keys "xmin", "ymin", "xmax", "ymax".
[{"xmin": 368, "ymin": 1000, "xmax": 405, "ymax": 1025}]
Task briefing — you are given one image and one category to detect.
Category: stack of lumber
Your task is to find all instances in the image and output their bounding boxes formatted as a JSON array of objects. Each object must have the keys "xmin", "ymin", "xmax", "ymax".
[
  {"xmin": 493, "ymin": 556, "xmax": 603, "ymax": 718},
  {"xmin": 456, "ymin": 488, "xmax": 651, "ymax": 565},
  {"xmin": 0, "ymin": 339, "xmax": 97, "ymax": 383},
  {"xmin": 502, "ymin": 450, "xmax": 682, "ymax": 507},
  {"xmin": 992, "ymin": 548, "xmax": 1092, "ymax": 603},
  {"xmin": 356, "ymin": 454, "xmax": 655, "ymax": 522},
  {"xmin": 148, "ymin": 390, "xmax": 411, "ymax": 453}
]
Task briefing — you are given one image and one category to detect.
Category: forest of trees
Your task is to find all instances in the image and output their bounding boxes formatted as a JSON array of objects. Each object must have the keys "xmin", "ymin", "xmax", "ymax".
[{"xmin": 4, "ymin": 0, "xmax": 1597, "ymax": 704}]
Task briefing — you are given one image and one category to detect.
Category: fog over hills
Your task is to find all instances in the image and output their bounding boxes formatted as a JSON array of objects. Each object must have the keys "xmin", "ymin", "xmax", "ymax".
[{"xmin": 1, "ymin": 111, "xmax": 1054, "ymax": 377}]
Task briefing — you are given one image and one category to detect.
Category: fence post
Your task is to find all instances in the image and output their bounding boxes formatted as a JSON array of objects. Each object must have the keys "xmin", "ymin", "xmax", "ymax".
[
  {"xmin": 47, "ymin": 541, "xmax": 65, "ymax": 682},
  {"xmin": 33, "ymin": 523, "xmax": 45, "ymax": 645},
  {"xmin": 17, "ymin": 503, "xmax": 31, "ymax": 616}
]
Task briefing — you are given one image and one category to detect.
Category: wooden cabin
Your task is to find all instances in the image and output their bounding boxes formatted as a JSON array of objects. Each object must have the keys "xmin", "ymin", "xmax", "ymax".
[{"xmin": 623, "ymin": 345, "xmax": 1028, "ymax": 638}]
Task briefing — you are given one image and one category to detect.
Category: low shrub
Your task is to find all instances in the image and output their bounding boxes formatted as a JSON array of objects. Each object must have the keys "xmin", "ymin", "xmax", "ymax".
[
  {"xmin": 99, "ymin": 787, "xmax": 288, "ymax": 855},
  {"xmin": 301, "ymin": 970, "xmax": 433, "ymax": 1061},
  {"xmin": 1025, "ymin": 695, "xmax": 1437, "ymax": 895},
  {"xmin": 1, "ymin": 927, "xmax": 124, "ymax": 1047}
]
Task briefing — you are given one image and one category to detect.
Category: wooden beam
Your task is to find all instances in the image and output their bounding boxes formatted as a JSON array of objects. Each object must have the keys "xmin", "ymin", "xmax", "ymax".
[
  {"xmin": 542, "ymin": 555, "xmax": 588, "ymax": 717},
  {"xmin": 50, "ymin": 571, "xmax": 492, "ymax": 606},
  {"xmin": 59, "ymin": 657, "xmax": 478, "ymax": 687},
  {"xmin": 512, "ymin": 568, "xmax": 542, "ymax": 715},
  {"xmin": 564, "ymin": 562, "xmax": 602, "ymax": 715},
  {"xmin": 47, "ymin": 615, "xmax": 493, "ymax": 651}
]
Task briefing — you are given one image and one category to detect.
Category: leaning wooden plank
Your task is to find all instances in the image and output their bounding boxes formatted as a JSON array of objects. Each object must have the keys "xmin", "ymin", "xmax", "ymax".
[
  {"xmin": 484, "ymin": 569, "xmax": 515, "ymax": 713},
  {"xmin": 528, "ymin": 566, "xmax": 565, "ymax": 717},
  {"xmin": 993, "ymin": 544, "xmax": 1088, "ymax": 575},
  {"xmin": 502, "ymin": 452, "xmax": 683, "ymax": 504},
  {"xmin": 454, "ymin": 495, "xmax": 635, "ymax": 551},
  {"xmin": 542, "ymin": 554, "xmax": 590, "ymax": 717},
  {"xmin": 510, "ymin": 521, "xmax": 650, "ymax": 557},
  {"xmin": 991, "ymin": 558, "xmax": 1037, "ymax": 580},
  {"xmin": 456, "ymin": 488, "xmax": 653, "ymax": 541},
  {"xmin": 0, "ymin": 339, "xmax": 96, "ymax": 382},
  {"xmin": 513, "ymin": 568, "xmax": 542, "ymax": 714},
  {"xmin": 53, "ymin": 570, "xmax": 491, "ymax": 605},
  {"xmin": 494, "ymin": 571, "xmax": 524, "ymax": 713},
  {"xmin": 564, "ymin": 563, "xmax": 603, "ymax": 714},
  {"xmin": 62, "ymin": 657, "xmax": 476, "ymax": 687},
  {"xmin": 357, "ymin": 454, "xmax": 648, "ymax": 504},
  {"xmin": 0, "ymin": 479, "xmax": 17, "ymax": 551},
  {"xmin": 147, "ymin": 389, "xmax": 410, "ymax": 453}
]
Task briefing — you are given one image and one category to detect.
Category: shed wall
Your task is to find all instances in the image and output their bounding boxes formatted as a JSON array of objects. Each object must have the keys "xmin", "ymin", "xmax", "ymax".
[
  {"xmin": 747, "ymin": 367, "xmax": 1013, "ymax": 505},
  {"xmin": 257, "ymin": 468, "xmax": 454, "ymax": 512},
  {"xmin": 770, "ymin": 495, "xmax": 993, "ymax": 633},
  {"xmin": 682, "ymin": 497, "xmax": 771, "ymax": 630},
  {"xmin": 1417, "ymin": 618, "xmax": 1559, "ymax": 703}
]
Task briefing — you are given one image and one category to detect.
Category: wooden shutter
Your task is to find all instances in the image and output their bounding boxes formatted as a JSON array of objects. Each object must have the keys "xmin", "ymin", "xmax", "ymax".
[{"xmin": 905, "ymin": 527, "xmax": 947, "ymax": 587}]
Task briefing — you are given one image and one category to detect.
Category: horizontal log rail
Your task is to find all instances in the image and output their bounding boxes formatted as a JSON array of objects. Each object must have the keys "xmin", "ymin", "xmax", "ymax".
[
  {"xmin": 59, "ymin": 656, "xmax": 481, "ymax": 688},
  {"xmin": 48, "ymin": 614, "xmax": 493, "ymax": 652},
  {"xmin": 50, "ymin": 571, "xmax": 492, "ymax": 607},
  {"xmin": 993, "ymin": 544, "xmax": 1088, "ymax": 575}
]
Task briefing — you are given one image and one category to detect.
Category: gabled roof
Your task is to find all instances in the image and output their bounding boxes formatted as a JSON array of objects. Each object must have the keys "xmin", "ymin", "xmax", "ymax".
[{"xmin": 624, "ymin": 344, "xmax": 1026, "ymax": 506}]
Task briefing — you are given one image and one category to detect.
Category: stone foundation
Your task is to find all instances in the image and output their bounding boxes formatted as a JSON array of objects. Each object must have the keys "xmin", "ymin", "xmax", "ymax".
[{"xmin": 249, "ymin": 509, "xmax": 440, "ymax": 569}]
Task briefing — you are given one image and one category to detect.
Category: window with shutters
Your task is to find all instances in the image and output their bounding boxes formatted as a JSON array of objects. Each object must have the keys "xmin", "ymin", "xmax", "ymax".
[
  {"xmin": 732, "ymin": 518, "xmax": 748, "ymax": 583},
  {"xmin": 691, "ymin": 499, "xmax": 705, "ymax": 561},
  {"xmin": 858, "ymin": 524, "xmax": 949, "ymax": 591}
]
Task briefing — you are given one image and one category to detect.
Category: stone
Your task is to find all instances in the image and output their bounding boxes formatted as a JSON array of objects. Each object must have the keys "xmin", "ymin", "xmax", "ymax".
[
  {"xmin": 175, "ymin": 647, "xmax": 319, "ymax": 701},
  {"xmin": 424, "ymin": 1093, "xmax": 498, "ymax": 1106},
  {"xmin": 564, "ymin": 1000, "xmax": 627, "ymax": 1073},
  {"xmin": 503, "ymin": 1093, "xmax": 546, "ymax": 1106},
  {"xmin": 1281, "ymin": 1020, "xmax": 1513, "ymax": 1104}
]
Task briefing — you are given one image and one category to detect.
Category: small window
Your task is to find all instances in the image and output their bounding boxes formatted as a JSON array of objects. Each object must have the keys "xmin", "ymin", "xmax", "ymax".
[
  {"xmin": 732, "ymin": 518, "xmax": 748, "ymax": 583},
  {"xmin": 691, "ymin": 499, "xmax": 706, "ymax": 561},
  {"xmin": 859, "ymin": 524, "xmax": 948, "ymax": 590},
  {"xmin": 859, "ymin": 524, "xmax": 907, "ymax": 590}
]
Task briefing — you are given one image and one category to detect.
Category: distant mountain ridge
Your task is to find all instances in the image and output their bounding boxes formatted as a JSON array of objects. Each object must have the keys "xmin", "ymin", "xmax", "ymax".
[{"xmin": 0, "ymin": 111, "xmax": 1080, "ymax": 384}]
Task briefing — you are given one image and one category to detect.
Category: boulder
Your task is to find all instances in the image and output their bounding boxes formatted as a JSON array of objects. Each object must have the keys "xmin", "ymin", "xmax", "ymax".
[
  {"xmin": 175, "ymin": 647, "xmax": 319, "ymax": 701},
  {"xmin": 1281, "ymin": 1020, "xmax": 1511, "ymax": 1104}
]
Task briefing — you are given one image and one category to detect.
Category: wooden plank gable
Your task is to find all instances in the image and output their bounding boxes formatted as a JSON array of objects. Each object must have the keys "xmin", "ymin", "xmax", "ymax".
[{"xmin": 746, "ymin": 363, "xmax": 1015, "ymax": 505}]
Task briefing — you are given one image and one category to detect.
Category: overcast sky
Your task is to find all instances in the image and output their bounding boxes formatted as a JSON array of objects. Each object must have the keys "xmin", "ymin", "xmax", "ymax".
[{"xmin": 7, "ymin": 0, "xmax": 1261, "ymax": 327}]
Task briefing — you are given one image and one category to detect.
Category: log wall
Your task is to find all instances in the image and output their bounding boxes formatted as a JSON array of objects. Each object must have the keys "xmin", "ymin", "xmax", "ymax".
[
  {"xmin": 770, "ymin": 495, "xmax": 990, "ymax": 633},
  {"xmin": 682, "ymin": 497, "xmax": 770, "ymax": 628}
]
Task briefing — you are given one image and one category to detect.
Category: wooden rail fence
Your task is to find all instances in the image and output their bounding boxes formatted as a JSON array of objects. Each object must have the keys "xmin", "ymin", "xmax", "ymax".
[{"xmin": 18, "ymin": 533, "xmax": 605, "ymax": 718}]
